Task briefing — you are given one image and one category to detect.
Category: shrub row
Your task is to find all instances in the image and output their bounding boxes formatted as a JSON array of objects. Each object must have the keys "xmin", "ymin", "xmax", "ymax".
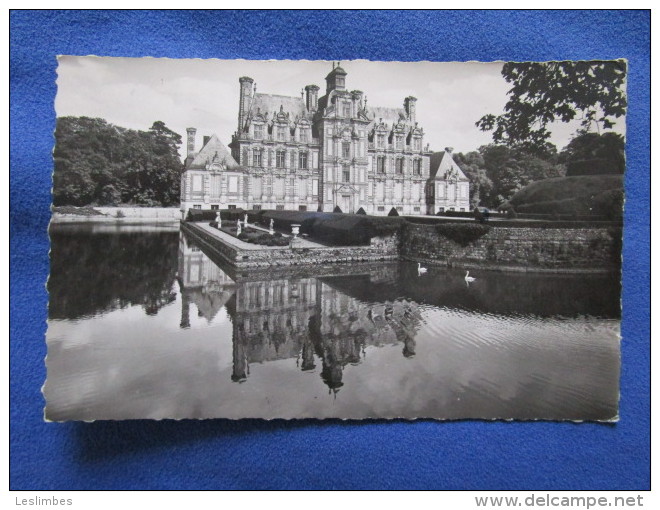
[
  {"xmin": 261, "ymin": 210, "xmax": 405, "ymax": 246},
  {"xmin": 186, "ymin": 208, "xmax": 246, "ymax": 223}
]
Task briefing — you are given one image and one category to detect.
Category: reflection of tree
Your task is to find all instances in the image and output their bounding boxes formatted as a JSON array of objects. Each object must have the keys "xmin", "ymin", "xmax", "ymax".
[{"xmin": 49, "ymin": 230, "xmax": 179, "ymax": 319}]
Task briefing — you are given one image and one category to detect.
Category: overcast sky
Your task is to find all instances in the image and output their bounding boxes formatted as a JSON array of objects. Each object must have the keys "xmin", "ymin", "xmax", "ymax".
[{"xmin": 56, "ymin": 56, "xmax": 625, "ymax": 157}]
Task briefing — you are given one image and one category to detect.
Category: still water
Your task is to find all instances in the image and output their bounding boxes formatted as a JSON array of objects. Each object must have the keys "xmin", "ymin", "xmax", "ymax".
[{"xmin": 45, "ymin": 225, "xmax": 621, "ymax": 421}]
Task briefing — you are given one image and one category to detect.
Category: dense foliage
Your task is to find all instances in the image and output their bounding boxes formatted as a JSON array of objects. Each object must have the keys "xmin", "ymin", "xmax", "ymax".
[
  {"xmin": 507, "ymin": 175, "xmax": 624, "ymax": 220},
  {"xmin": 558, "ymin": 132, "xmax": 625, "ymax": 176},
  {"xmin": 476, "ymin": 61, "xmax": 627, "ymax": 155},
  {"xmin": 452, "ymin": 144, "xmax": 564, "ymax": 209},
  {"xmin": 260, "ymin": 210, "xmax": 405, "ymax": 246},
  {"xmin": 53, "ymin": 117, "xmax": 183, "ymax": 207}
]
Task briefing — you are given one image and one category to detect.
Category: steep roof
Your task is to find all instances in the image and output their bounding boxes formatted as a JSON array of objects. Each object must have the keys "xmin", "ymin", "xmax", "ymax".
[
  {"xmin": 429, "ymin": 151, "xmax": 470, "ymax": 182},
  {"xmin": 251, "ymin": 93, "xmax": 307, "ymax": 119},
  {"xmin": 367, "ymin": 106, "xmax": 407, "ymax": 128},
  {"xmin": 186, "ymin": 134, "xmax": 239, "ymax": 170}
]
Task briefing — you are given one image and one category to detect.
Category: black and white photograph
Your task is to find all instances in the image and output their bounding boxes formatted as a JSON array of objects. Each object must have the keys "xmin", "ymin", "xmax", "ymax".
[{"xmin": 44, "ymin": 57, "xmax": 626, "ymax": 422}]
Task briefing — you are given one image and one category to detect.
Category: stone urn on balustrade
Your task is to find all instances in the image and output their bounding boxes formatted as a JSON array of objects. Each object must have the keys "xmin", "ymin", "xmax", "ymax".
[{"xmin": 291, "ymin": 224, "xmax": 301, "ymax": 239}]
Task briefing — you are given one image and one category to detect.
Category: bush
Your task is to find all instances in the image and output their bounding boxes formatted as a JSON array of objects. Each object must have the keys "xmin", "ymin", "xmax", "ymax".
[
  {"xmin": 115, "ymin": 210, "xmax": 125, "ymax": 218},
  {"xmin": 209, "ymin": 221, "xmax": 218, "ymax": 229},
  {"xmin": 253, "ymin": 234, "xmax": 289, "ymax": 247},
  {"xmin": 333, "ymin": 206, "xmax": 343, "ymax": 213},
  {"xmin": 566, "ymin": 158, "xmax": 624, "ymax": 177},
  {"xmin": 262, "ymin": 210, "xmax": 405, "ymax": 245},
  {"xmin": 388, "ymin": 207, "xmax": 399, "ymax": 217},
  {"xmin": 356, "ymin": 207, "xmax": 367, "ymax": 215},
  {"xmin": 186, "ymin": 208, "xmax": 245, "ymax": 223},
  {"xmin": 435, "ymin": 223, "xmax": 491, "ymax": 246}
]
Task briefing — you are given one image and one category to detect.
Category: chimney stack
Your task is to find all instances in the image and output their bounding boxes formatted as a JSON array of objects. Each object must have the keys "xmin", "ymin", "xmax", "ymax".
[
  {"xmin": 186, "ymin": 128, "xmax": 197, "ymax": 158},
  {"xmin": 404, "ymin": 96, "xmax": 417, "ymax": 123},
  {"xmin": 238, "ymin": 76, "xmax": 254, "ymax": 133},
  {"xmin": 305, "ymin": 84, "xmax": 320, "ymax": 112}
]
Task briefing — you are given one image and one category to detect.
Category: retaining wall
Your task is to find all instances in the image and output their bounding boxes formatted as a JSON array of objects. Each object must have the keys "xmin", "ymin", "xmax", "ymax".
[
  {"xmin": 181, "ymin": 222, "xmax": 400, "ymax": 269},
  {"xmin": 401, "ymin": 223, "xmax": 621, "ymax": 272}
]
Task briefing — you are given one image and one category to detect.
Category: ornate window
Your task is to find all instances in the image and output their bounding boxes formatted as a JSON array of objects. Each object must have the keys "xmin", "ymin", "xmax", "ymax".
[
  {"xmin": 299, "ymin": 152, "xmax": 308, "ymax": 169},
  {"xmin": 276, "ymin": 150, "xmax": 286, "ymax": 168},
  {"xmin": 413, "ymin": 159, "xmax": 422, "ymax": 175},
  {"xmin": 299, "ymin": 128, "xmax": 308, "ymax": 143},
  {"xmin": 377, "ymin": 134, "xmax": 386, "ymax": 148},
  {"xmin": 413, "ymin": 137, "xmax": 421, "ymax": 150},
  {"xmin": 342, "ymin": 166, "xmax": 350, "ymax": 183},
  {"xmin": 343, "ymin": 103, "xmax": 351, "ymax": 118},
  {"xmin": 395, "ymin": 135, "xmax": 403, "ymax": 150},
  {"xmin": 396, "ymin": 158, "xmax": 404, "ymax": 174},
  {"xmin": 342, "ymin": 142, "xmax": 350, "ymax": 159},
  {"xmin": 253, "ymin": 149, "xmax": 262, "ymax": 167},
  {"xmin": 377, "ymin": 156, "xmax": 386, "ymax": 174},
  {"xmin": 277, "ymin": 126, "xmax": 287, "ymax": 141},
  {"xmin": 254, "ymin": 124, "xmax": 264, "ymax": 140}
]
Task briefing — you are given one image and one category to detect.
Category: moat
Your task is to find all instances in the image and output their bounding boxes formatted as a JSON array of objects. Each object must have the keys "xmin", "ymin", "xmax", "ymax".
[{"xmin": 44, "ymin": 224, "xmax": 621, "ymax": 421}]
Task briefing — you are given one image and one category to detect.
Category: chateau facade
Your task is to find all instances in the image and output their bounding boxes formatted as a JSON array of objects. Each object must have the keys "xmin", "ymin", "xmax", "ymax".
[
  {"xmin": 426, "ymin": 148, "xmax": 471, "ymax": 214},
  {"xmin": 181, "ymin": 63, "xmax": 463, "ymax": 217}
]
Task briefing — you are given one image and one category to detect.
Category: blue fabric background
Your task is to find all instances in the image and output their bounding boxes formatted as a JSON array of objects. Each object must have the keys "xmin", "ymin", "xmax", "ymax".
[{"xmin": 9, "ymin": 10, "xmax": 650, "ymax": 490}]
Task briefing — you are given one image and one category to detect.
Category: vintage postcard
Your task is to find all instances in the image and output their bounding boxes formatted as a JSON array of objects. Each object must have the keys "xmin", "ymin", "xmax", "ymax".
[{"xmin": 45, "ymin": 57, "xmax": 625, "ymax": 421}]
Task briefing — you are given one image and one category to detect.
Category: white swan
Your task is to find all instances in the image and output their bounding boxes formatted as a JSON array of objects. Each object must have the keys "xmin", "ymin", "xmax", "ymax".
[
  {"xmin": 417, "ymin": 263, "xmax": 428, "ymax": 274},
  {"xmin": 465, "ymin": 270, "xmax": 476, "ymax": 282}
]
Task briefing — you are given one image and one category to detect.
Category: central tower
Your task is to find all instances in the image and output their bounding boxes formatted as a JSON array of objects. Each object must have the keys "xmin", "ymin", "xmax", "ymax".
[{"xmin": 325, "ymin": 62, "xmax": 347, "ymax": 94}]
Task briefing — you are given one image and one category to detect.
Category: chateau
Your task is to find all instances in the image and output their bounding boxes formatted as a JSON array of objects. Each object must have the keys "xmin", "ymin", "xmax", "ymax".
[{"xmin": 180, "ymin": 63, "xmax": 469, "ymax": 217}]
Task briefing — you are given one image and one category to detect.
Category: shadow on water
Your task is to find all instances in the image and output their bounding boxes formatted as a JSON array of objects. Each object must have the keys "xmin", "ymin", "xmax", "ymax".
[
  {"xmin": 48, "ymin": 226, "xmax": 180, "ymax": 320},
  {"xmin": 46, "ymin": 226, "xmax": 621, "ymax": 427}
]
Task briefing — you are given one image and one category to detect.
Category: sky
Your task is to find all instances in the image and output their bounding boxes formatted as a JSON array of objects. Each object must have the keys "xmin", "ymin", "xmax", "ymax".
[{"xmin": 56, "ymin": 56, "xmax": 626, "ymax": 158}]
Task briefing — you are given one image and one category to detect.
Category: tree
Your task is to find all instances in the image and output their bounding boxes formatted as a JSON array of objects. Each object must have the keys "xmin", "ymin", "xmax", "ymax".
[
  {"xmin": 453, "ymin": 151, "xmax": 494, "ymax": 208},
  {"xmin": 478, "ymin": 144, "xmax": 564, "ymax": 207},
  {"xmin": 476, "ymin": 61, "xmax": 627, "ymax": 154},
  {"xmin": 53, "ymin": 116, "xmax": 183, "ymax": 206},
  {"xmin": 558, "ymin": 132, "xmax": 625, "ymax": 175}
]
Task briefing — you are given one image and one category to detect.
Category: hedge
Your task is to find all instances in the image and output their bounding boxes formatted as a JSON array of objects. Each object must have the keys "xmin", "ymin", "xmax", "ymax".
[
  {"xmin": 186, "ymin": 208, "xmax": 247, "ymax": 222},
  {"xmin": 262, "ymin": 210, "xmax": 405, "ymax": 245}
]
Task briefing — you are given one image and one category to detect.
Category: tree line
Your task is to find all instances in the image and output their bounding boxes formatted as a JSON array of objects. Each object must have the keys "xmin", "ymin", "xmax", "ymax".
[
  {"xmin": 453, "ymin": 131, "xmax": 625, "ymax": 209},
  {"xmin": 53, "ymin": 117, "xmax": 183, "ymax": 207}
]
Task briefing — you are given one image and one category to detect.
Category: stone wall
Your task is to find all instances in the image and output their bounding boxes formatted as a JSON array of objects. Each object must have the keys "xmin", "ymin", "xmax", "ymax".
[
  {"xmin": 182, "ymin": 222, "xmax": 400, "ymax": 269},
  {"xmin": 401, "ymin": 223, "xmax": 621, "ymax": 272},
  {"xmin": 183, "ymin": 220, "xmax": 622, "ymax": 273}
]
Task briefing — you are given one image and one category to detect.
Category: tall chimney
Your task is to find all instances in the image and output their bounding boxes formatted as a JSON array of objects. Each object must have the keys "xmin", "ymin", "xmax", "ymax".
[
  {"xmin": 404, "ymin": 96, "xmax": 417, "ymax": 123},
  {"xmin": 238, "ymin": 76, "xmax": 254, "ymax": 133},
  {"xmin": 305, "ymin": 84, "xmax": 320, "ymax": 112},
  {"xmin": 186, "ymin": 127, "xmax": 197, "ymax": 158}
]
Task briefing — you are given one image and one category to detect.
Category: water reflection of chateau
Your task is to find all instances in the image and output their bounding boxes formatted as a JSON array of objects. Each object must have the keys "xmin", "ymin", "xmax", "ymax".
[{"xmin": 178, "ymin": 233, "xmax": 422, "ymax": 392}]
